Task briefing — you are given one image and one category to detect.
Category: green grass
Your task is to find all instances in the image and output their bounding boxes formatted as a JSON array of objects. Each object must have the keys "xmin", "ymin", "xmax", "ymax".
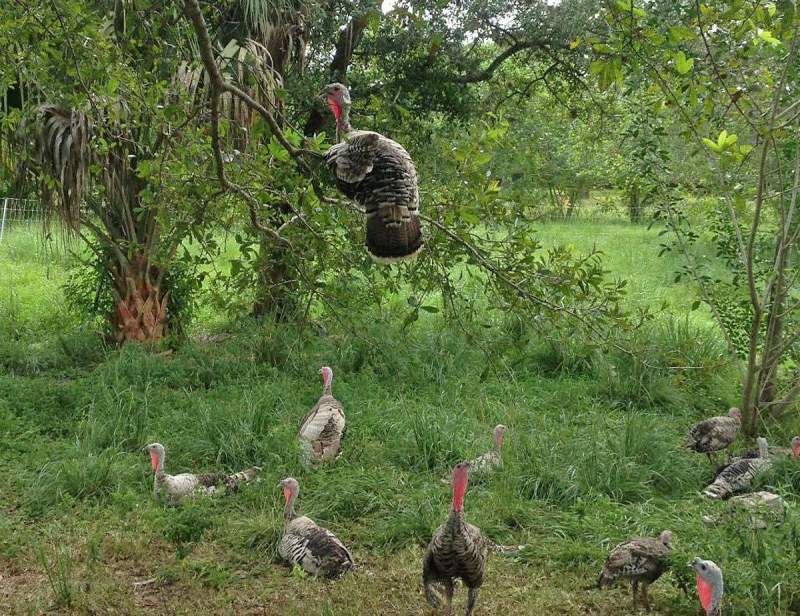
[{"xmin": 1, "ymin": 221, "xmax": 799, "ymax": 614}]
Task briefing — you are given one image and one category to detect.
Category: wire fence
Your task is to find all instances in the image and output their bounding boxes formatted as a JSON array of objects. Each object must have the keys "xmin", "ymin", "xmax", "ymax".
[{"xmin": 0, "ymin": 198, "xmax": 41, "ymax": 244}]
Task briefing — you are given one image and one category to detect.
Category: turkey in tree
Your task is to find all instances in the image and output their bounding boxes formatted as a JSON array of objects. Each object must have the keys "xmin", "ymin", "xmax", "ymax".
[
  {"xmin": 685, "ymin": 407, "xmax": 741, "ymax": 464},
  {"xmin": 423, "ymin": 462, "xmax": 489, "ymax": 616},
  {"xmin": 692, "ymin": 558, "xmax": 724, "ymax": 616},
  {"xmin": 298, "ymin": 366, "xmax": 346, "ymax": 465},
  {"xmin": 144, "ymin": 443, "xmax": 261, "ymax": 504},
  {"xmin": 277, "ymin": 477, "xmax": 355, "ymax": 578},
  {"xmin": 703, "ymin": 436, "xmax": 771, "ymax": 499},
  {"xmin": 322, "ymin": 83, "xmax": 424, "ymax": 264},
  {"xmin": 595, "ymin": 530, "xmax": 673, "ymax": 611}
]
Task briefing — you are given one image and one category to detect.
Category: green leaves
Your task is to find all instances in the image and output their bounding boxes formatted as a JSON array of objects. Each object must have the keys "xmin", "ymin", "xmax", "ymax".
[
  {"xmin": 756, "ymin": 28, "xmax": 781, "ymax": 46},
  {"xmin": 673, "ymin": 51, "xmax": 694, "ymax": 75}
]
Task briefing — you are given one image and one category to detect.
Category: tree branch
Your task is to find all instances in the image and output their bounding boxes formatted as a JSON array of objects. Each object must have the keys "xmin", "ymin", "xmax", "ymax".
[{"xmin": 451, "ymin": 40, "xmax": 568, "ymax": 84}]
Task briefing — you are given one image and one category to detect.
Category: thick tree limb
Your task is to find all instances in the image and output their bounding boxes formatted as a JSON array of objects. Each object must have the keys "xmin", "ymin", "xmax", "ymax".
[{"xmin": 451, "ymin": 40, "xmax": 568, "ymax": 84}]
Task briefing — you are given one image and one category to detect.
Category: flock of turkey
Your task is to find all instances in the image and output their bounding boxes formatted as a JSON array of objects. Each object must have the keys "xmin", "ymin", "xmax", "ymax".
[
  {"xmin": 144, "ymin": 362, "xmax": 799, "ymax": 615},
  {"xmin": 142, "ymin": 85, "xmax": 797, "ymax": 613}
]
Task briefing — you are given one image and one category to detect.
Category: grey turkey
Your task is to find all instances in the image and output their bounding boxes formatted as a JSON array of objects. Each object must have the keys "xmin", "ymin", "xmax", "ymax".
[
  {"xmin": 144, "ymin": 443, "xmax": 261, "ymax": 504},
  {"xmin": 277, "ymin": 478, "xmax": 354, "ymax": 578},
  {"xmin": 298, "ymin": 366, "xmax": 346, "ymax": 465},
  {"xmin": 596, "ymin": 530, "xmax": 673, "ymax": 611},
  {"xmin": 423, "ymin": 462, "xmax": 489, "ymax": 616},
  {"xmin": 703, "ymin": 436, "xmax": 771, "ymax": 499},
  {"xmin": 692, "ymin": 558, "xmax": 724, "ymax": 616},
  {"xmin": 685, "ymin": 407, "xmax": 741, "ymax": 464},
  {"xmin": 323, "ymin": 82, "xmax": 424, "ymax": 263}
]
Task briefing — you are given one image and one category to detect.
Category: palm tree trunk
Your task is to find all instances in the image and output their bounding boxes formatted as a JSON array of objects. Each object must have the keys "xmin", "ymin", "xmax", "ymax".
[{"xmin": 111, "ymin": 253, "xmax": 170, "ymax": 343}]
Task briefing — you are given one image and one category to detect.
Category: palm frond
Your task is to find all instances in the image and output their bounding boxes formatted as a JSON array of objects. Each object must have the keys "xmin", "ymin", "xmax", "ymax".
[{"xmin": 37, "ymin": 105, "xmax": 92, "ymax": 229}]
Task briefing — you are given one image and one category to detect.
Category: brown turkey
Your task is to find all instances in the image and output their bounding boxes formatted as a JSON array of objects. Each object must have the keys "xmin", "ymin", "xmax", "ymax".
[
  {"xmin": 323, "ymin": 83, "xmax": 424, "ymax": 263},
  {"xmin": 144, "ymin": 443, "xmax": 261, "ymax": 504},
  {"xmin": 298, "ymin": 366, "xmax": 346, "ymax": 465},
  {"xmin": 423, "ymin": 462, "xmax": 489, "ymax": 616},
  {"xmin": 596, "ymin": 530, "xmax": 673, "ymax": 611},
  {"xmin": 685, "ymin": 407, "xmax": 741, "ymax": 464},
  {"xmin": 277, "ymin": 477, "xmax": 354, "ymax": 578}
]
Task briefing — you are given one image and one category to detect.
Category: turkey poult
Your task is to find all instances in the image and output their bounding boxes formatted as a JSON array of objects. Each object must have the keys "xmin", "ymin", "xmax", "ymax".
[
  {"xmin": 596, "ymin": 530, "xmax": 673, "ymax": 611},
  {"xmin": 323, "ymin": 83, "xmax": 424, "ymax": 263},
  {"xmin": 144, "ymin": 443, "xmax": 261, "ymax": 504},
  {"xmin": 685, "ymin": 407, "xmax": 741, "ymax": 464},
  {"xmin": 469, "ymin": 425, "xmax": 507, "ymax": 474},
  {"xmin": 277, "ymin": 477, "xmax": 355, "ymax": 578},
  {"xmin": 692, "ymin": 558, "xmax": 724, "ymax": 616},
  {"xmin": 423, "ymin": 462, "xmax": 489, "ymax": 616},
  {"xmin": 298, "ymin": 366, "xmax": 346, "ymax": 464},
  {"xmin": 703, "ymin": 436, "xmax": 771, "ymax": 499}
]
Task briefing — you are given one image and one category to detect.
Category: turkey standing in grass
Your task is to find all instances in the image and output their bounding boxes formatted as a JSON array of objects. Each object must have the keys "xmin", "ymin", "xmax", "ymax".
[
  {"xmin": 704, "ymin": 436, "xmax": 771, "ymax": 499},
  {"xmin": 692, "ymin": 558, "xmax": 724, "ymax": 616},
  {"xmin": 298, "ymin": 366, "xmax": 346, "ymax": 464},
  {"xmin": 144, "ymin": 443, "xmax": 261, "ymax": 504},
  {"xmin": 685, "ymin": 407, "xmax": 741, "ymax": 464},
  {"xmin": 323, "ymin": 83, "xmax": 424, "ymax": 263},
  {"xmin": 278, "ymin": 477, "xmax": 354, "ymax": 578},
  {"xmin": 468, "ymin": 425, "xmax": 507, "ymax": 474},
  {"xmin": 596, "ymin": 530, "xmax": 673, "ymax": 611},
  {"xmin": 423, "ymin": 462, "xmax": 489, "ymax": 616}
]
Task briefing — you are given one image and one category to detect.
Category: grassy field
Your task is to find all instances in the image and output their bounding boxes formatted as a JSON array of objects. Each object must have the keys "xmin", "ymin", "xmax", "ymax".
[{"xmin": 2, "ymin": 221, "xmax": 800, "ymax": 615}]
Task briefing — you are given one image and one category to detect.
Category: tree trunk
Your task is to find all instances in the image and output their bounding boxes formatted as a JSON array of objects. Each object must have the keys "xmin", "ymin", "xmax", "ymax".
[
  {"xmin": 111, "ymin": 253, "xmax": 170, "ymax": 343},
  {"xmin": 629, "ymin": 185, "xmax": 642, "ymax": 223},
  {"xmin": 251, "ymin": 235, "xmax": 296, "ymax": 321}
]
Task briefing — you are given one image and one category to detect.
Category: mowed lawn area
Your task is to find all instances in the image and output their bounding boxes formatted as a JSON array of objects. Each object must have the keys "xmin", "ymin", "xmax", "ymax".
[{"xmin": 1, "ymin": 221, "xmax": 799, "ymax": 615}]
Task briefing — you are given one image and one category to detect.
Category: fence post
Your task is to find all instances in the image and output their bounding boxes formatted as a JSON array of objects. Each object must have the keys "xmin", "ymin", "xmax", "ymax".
[{"xmin": 0, "ymin": 198, "xmax": 8, "ymax": 244}]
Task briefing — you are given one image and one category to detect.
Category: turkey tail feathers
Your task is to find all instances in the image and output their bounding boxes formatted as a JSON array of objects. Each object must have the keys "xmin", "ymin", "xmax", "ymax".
[{"xmin": 366, "ymin": 209, "xmax": 424, "ymax": 263}]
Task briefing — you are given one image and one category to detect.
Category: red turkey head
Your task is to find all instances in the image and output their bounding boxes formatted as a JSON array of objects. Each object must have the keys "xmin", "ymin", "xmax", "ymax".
[
  {"xmin": 324, "ymin": 83, "xmax": 351, "ymax": 124},
  {"xmin": 320, "ymin": 366, "xmax": 333, "ymax": 390},
  {"xmin": 144, "ymin": 443, "xmax": 165, "ymax": 472},
  {"xmin": 493, "ymin": 425, "xmax": 507, "ymax": 449},
  {"xmin": 791, "ymin": 436, "xmax": 800, "ymax": 460},
  {"xmin": 278, "ymin": 477, "xmax": 299, "ymax": 504},
  {"xmin": 451, "ymin": 462, "xmax": 470, "ymax": 512},
  {"xmin": 692, "ymin": 557, "xmax": 723, "ymax": 616}
]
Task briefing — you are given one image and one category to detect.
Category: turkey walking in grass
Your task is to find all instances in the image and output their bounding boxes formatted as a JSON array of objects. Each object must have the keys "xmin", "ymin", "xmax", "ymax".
[
  {"xmin": 704, "ymin": 436, "xmax": 771, "ymax": 499},
  {"xmin": 298, "ymin": 366, "xmax": 346, "ymax": 465},
  {"xmin": 277, "ymin": 477, "xmax": 354, "ymax": 578},
  {"xmin": 423, "ymin": 462, "xmax": 489, "ymax": 616},
  {"xmin": 469, "ymin": 424, "xmax": 507, "ymax": 475},
  {"xmin": 595, "ymin": 530, "xmax": 673, "ymax": 611},
  {"xmin": 323, "ymin": 83, "xmax": 424, "ymax": 263},
  {"xmin": 692, "ymin": 558, "xmax": 724, "ymax": 616},
  {"xmin": 685, "ymin": 407, "xmax": 741, "ymax": 464},
  {"xmin": 144, "ymin": 443, "xmax": 261, "ymax": 504}
]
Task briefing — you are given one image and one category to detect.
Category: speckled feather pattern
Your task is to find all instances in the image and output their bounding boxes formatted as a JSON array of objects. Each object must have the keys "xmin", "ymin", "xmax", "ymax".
[
  {"xmin": 155, "ymin": 466, "xmax": 260, "ymax": 504},
  {"xmin": 423, "ymin": 511, "xmax": 489, "ymax": 615},
  {"xmin": 298, "ymin": 394, "xmax": 346, "ymax": 463},
  {"xmin": 598, "ymin": 536, "xmax": 671, "ymax": 587},
  {"xmin": 325, "ymin": 130, "xmax": 423, "ymax": 261},
  {"xmin": 704, "ymin": 456, "xmax": 771, "ymax": 499},
  {"xmin": 686, "ymin": 415, "xmax": 740, "ymax": 454},
  {"xmin": 279, "ymin": 515, "xmax": 354, "ymax": 578}
]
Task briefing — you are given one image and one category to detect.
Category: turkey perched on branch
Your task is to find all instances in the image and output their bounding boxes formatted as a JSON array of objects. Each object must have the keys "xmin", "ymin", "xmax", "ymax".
[
  {"xmin": 144, "ymin": 443, "xmax": 261, "ymax": 504},
  {"xmin": 298, "ymin": 366, "xmax": 346, "ymax": 465},
  {"xmin": 596, "ymin": 530, "xmax": 673, "ymax": 611},
  {"xmin": 692, "ymin": 558, "xmax": 724, "ymax": 616},
  {"xmin": 277, "ymin": 477, "xmax": 355, "ymax": 578},
  {"xmin": 703, "ymin": 437, "xmax": 771, "ymax": 499},
  {"xmin": 323, "ymin": 83, "xmax": 424, "ymax": 263},
  {"xmin": 423, "ymin": 462, "xmax": 489, "ymax": 616},
  {"xmin": 685, "ymin": 407, "xmax": 741, "ymax": 464}
]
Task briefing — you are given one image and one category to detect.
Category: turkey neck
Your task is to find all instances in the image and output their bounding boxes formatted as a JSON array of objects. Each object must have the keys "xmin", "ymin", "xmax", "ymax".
[
  {"xmin": 283, "ymin": 487, "xmax": 298, "ymax": 521},
  {"xmin": 335, "ymin": 106, "xmax": 352, "ymax": 142},
  {"xmin": 452, "ymin": 470, "xmax": 468, "ymax": 513},
  {"xmin": 150, "ymin": 449, "xmax": 165, "ymax": 480}
]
